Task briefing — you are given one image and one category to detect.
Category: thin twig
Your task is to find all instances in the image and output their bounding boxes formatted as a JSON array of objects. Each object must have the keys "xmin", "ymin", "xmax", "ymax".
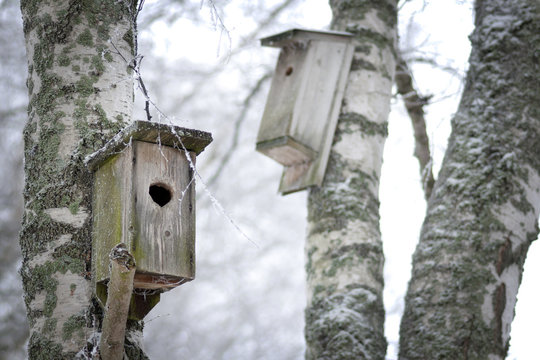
[
  {"xmin": 99, "ymin": 244, "xmax": 136, "ymax": 360},
  {"xmin": 207, "ymin": 71, "xmax": 272, "ymax": 186}
]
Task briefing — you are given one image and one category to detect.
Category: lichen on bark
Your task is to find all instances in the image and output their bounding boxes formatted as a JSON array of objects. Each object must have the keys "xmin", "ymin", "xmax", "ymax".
[
  {"xmin": 19, "ymin": 0, "xmax": 141, "ymax": 357},
  {"xmin": 304, "ymin": 1, "xmax": 398, "ymax": 359},
  {"xmin": 399, "ymin": 0, "xmax": 540, "ymax": 358}
]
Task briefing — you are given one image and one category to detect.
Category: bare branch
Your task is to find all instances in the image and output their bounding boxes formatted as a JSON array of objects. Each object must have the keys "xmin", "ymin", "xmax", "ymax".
[
  {"xmin": 407, "ymin": 55, "xmax": 464, "ymax": 80},
  {"xmin": 99, "ymin": 244, "xmax": 136, "ymax": 360},
  {"xmin": 206, "ymin": 71, "xmax": 273, "ymax": 186},
  {"xmin": 395, "ymin": 54, "xmax": 435, "ymax": 200},
  {"xmin": 156, "ymin": 0, "xmax": 299, "ymax": 113}
]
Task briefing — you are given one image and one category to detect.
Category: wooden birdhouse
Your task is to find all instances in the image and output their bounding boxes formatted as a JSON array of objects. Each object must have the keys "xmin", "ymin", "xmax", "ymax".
[
  {"xmin": 87, "ymin": 121, "xmax": 212, "ymax": 313},
  {"xmin": 256, "ymin": 29, "xmax": 354, "ymax": 194}
]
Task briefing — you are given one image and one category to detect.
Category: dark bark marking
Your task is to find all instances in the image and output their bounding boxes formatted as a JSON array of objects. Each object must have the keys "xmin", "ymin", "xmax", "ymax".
[
  {"xmin": 493, "ymin": 282, "xmax": 506, "ymax": 344},
  {"xmin": 496, "ymin": 237, "xmax": 513, "ymax": 275},
  {"xmin": 462, "ymin": 315, "xmax": 475, "ymax": 360}
]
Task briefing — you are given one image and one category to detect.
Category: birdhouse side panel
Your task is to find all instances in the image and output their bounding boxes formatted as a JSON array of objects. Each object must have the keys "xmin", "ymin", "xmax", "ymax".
[
  {"xmin": 132, "ymin": 141, "xmax": 196, "ymax": 282},
  {"xmin": 257, "ymin": 43, "xmax": 309, "ymax": 145},
  {"xmin": 92, "ymin": 149, "xmax": 135, "ymax": 284},
  {"xmin": 290, "ymin": 40, "xmax": 351, "ymax": 152}
]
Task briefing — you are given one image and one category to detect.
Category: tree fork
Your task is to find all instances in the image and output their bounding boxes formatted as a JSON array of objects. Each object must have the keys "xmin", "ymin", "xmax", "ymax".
[{"xmin": 399, "ymin": 0, "xmax": 540, "ymax": 357}]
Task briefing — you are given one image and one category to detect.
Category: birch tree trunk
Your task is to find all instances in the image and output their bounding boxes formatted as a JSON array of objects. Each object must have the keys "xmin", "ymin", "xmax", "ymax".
[
  {"xmin": 304, "ymin": 1, "xmax": 397, "ymax": 359},
  {"xmin": 19, "ymin": 1, "xmax": 146, "ymax": 358},
  {"xmin": 399, "ymin": 0, "xmax": 540, "ymax": 358}
]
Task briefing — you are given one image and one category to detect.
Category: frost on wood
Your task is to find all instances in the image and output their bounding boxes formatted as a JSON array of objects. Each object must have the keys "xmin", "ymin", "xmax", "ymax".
[
  {"xmin": 305, "ymin": 1, "xmax": 397, "ymax": 359},
  {"xmin": 399, "ymin": 0, "xmax": 540, "ymax": 358}
]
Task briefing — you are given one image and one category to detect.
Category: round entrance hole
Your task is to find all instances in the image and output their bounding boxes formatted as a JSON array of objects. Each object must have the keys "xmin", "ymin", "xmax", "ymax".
[{"xmin": 149, "ymin": 183, "xmax": 172, "ymax": 207}]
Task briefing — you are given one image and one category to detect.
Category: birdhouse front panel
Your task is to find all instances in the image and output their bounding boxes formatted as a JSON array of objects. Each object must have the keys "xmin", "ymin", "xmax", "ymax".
[
  {"xmin": 288, "ymin": 40, "xmax": 351, "ymax": 150},
  {"xmin": 131, "ymin": 141, "xmax": 196, "ymax": 289},
  {"xmin": 256, "ymin": 42, "xmax": 311, "ymax": 166},
  {"xmin": 256, "ymin": 29, "xmax": 354, "ymax": 194}
]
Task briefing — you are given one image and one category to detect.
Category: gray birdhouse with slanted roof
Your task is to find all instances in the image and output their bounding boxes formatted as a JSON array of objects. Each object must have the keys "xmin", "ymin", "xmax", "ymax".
[
  {"xmin": 256, "ymin": 28, "xmax": 354, "ymax": 194},
  {"xmin": 87, "ymin": 121, "xmax": 212, "ymax": 317}
]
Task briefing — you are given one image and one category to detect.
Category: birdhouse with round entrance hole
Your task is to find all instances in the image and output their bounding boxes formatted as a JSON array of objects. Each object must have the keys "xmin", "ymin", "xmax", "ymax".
[
  {"xmin": 87, "ymin": 120, "xmax": 212, "ymax": 318},
  {"xmin": 256, "ymin": 28, "xmax": 354, "ymax": 194}
]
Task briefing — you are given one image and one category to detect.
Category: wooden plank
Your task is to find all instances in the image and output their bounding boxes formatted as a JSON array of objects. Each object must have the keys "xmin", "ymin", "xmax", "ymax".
[
  {"xmin": 279, "ymin": 40, "xmax": 355, "ymax": 194},
  {"xmin": 92, "ymin": 147, "xmax": 134, "ymax": 284},
  {"xmin": 256, "ymin": 43, "xmax": 308, "ymax": 146},
  {"xmin": 256, "ymin": 136, "xmax": 317, "ymax": 166},
  {"xmin": 290, "ymin": 41, "xmax": 349, "ymax": 154},
  {"xmin": 87, "ymin": 120, "xmax": 212, "ymax": 171},
  {"xmin": 132, "ymin": 141, "xmax": 196, "ymax": 286},
  {"xmin": 261, "ymin": 28, "xmax": 353, "ymax": 48}
]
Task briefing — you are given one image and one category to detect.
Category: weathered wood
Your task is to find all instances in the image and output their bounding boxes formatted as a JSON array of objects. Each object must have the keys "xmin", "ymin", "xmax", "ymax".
[
  {"xmin": 100, "ymin": 244, "xmax": 136, "ymax": 360},
  {"xmin": 260, "ymin": 28, "xmax": 353, "ymax": 48},
  {"xmin": 133, "ymin": 141, "xmax": 196, "ymax": 288},
  {"xmin": 256, "ymin": 29, "xmax": 354, "ymax": 194},
  {"xmin": 90, "ymin": 121, "xmax": 212, "ymax": 316},
  {"xmin": 92, "ymin": 142, "xmax": 196, "ymax": 290},
  {"xmin": 256, "ymin": 136, "xmax": 317, "ymax": 166},
  {"xmin": 87, "ymin": 120, "xmax": 212, "ymax": 171}
]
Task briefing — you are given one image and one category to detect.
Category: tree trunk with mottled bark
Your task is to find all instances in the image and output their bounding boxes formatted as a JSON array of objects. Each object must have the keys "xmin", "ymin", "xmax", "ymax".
[
  {"xmin": 304, "ymin": 1, "xmax": 397, "ymax": 359},
  {"xmin": 19, "ymin": 0, "xmax": 147, "ymax": 358},
  {"xmin": 399, "ymin": 0, "xmax": 540, "ymax": 358}
]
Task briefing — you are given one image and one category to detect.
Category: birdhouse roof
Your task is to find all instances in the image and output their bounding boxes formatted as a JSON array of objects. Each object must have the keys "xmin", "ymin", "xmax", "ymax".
[
  {"xmin": 260, "ymin": 28, "xmax": 353, "ymax": 48},
  {"xmin": 86, "ymin": 120, "xmax": 213, "ymax": 171}
]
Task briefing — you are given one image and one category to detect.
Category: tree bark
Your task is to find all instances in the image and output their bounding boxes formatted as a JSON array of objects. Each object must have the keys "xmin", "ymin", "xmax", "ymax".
[
  {"xmin": 19, "ymin": 1, "xmax": 146, "ymax": 358},
  {"xmin": 399, "ymin": 0, "xmax": 540, "ymax": 358},
  {"xmin": 304, "ymin": 1, "xmax": 397, "ymax": 359}
]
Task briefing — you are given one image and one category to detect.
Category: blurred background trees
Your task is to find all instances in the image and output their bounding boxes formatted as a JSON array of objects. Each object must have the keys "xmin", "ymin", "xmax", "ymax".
[
  {"xmin": 0, "ymin": 0, "xmax": 28, "ymax": 358},
  {"xmin": 1, "ymin": 0, "xmax": 538, "ymax": 359}
]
